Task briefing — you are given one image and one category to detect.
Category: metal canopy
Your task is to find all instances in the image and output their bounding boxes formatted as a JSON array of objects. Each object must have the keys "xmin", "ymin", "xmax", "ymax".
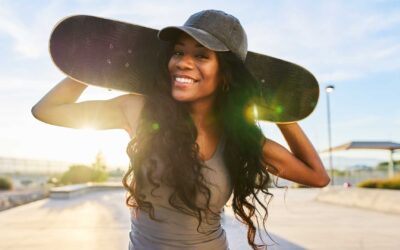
[
  {"xmin": 329, "ymin": 141, "xmax": 400, "ymax": 151},
  {"xmin": 322, "ymin": 141, "xmax": 400, "ymax": 178}
]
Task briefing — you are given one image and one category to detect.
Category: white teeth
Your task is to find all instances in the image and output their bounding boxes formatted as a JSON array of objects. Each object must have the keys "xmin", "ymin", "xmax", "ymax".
[{"xmin": 175, "ymin": 77, "xmax": 194, "ymax": 84}]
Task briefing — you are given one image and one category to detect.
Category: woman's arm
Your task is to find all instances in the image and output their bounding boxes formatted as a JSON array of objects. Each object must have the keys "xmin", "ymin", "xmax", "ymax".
[
  {"xmin": 261, "ymin": 122, "xmax": 330, "ymax": 187},
  {"xmin": 31, "ymin": 77, "xmax": 145, "ymax": 135}
]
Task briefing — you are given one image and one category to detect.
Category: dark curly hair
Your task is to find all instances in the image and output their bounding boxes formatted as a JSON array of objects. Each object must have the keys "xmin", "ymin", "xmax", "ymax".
[{"xmin": 123, "ymin": 49, "xmax": 276, "ymax": 250}]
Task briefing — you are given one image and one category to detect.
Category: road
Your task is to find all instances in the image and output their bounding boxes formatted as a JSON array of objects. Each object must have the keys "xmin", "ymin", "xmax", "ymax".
[{"xmin": 0, "ymin": 188, "xmax": 399, "ymax": 250}]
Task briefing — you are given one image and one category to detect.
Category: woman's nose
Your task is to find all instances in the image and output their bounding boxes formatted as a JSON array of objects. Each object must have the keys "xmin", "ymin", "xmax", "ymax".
[{"xmin": 176, "ymin": 54, "xmax": 194, "ymax": 70}]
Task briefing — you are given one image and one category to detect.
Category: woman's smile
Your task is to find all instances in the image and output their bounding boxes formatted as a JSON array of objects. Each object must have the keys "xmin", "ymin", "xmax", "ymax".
[{"xmin": 173, "ymin": 75, "xmax": 198, "ymax": 86}]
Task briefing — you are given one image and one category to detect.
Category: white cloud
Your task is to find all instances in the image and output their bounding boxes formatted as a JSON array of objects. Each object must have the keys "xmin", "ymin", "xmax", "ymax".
[
  {"xmin": 333, "ymin": 115, "xmax": 381, "ymax": 130},
  {"xmin": 317, "ymin": 71, "xmax": 362, "ymax": 83},
  {"xmin": 244, "ymin": 1, "xmax": 400, "ymax": 83},
  {"xmin": 0, "ymin": 8, "xmax": 40, "ymax": 57},
  {"xmin": 0, "ymin": 1, "xmax": 70, "ymax": 59}
]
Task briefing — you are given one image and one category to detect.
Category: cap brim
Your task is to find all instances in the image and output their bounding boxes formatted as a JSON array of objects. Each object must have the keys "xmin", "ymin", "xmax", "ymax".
[{"xmin": 158, "ymin": 26, "xmax": 229, "ymax": 52}]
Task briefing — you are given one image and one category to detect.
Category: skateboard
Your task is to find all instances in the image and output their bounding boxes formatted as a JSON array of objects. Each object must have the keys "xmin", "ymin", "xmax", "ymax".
[{"xmin": 50, "ymin": 15, "xmax": 319, "ymax": 123}]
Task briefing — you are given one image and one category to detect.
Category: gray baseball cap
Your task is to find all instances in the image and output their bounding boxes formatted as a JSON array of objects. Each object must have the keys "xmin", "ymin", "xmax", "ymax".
[{"xmin": 158, "ymin": 10, "xmax": 248, "ymax": 62}]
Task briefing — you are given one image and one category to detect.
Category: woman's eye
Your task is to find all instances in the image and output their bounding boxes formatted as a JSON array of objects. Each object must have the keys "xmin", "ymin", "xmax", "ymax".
[
  {"xmin": 196, "ymin": 54, "xmax": 208, "ymax": 59},
  {"xmin": 173, "ymin": 51, "xmax": 183, "ymax": 56}
]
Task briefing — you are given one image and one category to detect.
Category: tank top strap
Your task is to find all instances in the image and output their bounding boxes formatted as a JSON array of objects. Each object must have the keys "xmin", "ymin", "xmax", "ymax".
[
  {"xmin": 204, "ymin": 132, "xmax": 226, "ymax": 163},
  {"xmin": 216, "ymin": 132, "xmax": 226, "ymax": 155}
]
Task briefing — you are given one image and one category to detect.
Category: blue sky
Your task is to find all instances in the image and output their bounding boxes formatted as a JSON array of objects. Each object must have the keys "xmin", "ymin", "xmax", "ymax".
[{"xmin": 0, "ymin": 0, "xmax": 399, "ymax": 168}]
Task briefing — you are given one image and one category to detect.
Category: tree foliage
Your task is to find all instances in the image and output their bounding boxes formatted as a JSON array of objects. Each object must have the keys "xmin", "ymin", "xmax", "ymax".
[
  {"xmin": 60, "ymin": 164, "xmax": 108, "ymax": 185},
  {"xmin": 375, "ymin": 160, "xmax": 400, "ymax": 171},
  {"xmin": 357, "ymin": 174, "xmax": 400, "ymax": 190},
  {"xmin": 0, "ymin": 176, "xmax": 13, "ymax": 190}
]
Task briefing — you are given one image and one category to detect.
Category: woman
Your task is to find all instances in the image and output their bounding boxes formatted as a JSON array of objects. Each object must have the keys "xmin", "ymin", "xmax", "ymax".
[{"xmin": 32, "ymin": 10, "xmax": 330, "ymax": 250}]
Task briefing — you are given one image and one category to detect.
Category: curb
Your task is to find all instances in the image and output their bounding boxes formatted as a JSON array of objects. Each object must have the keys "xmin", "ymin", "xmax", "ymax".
[
  {"xmin": 316, "ymin": 187, "xmax": 400, "ymax": 214},
  {"xmin": 50, "ymin": 182, "xmax": 123, "ymax": 199}
]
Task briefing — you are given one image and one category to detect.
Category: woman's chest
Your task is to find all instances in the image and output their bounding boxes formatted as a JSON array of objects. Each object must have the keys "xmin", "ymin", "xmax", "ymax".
[{"xmin": 139, "ymin": 154, "xmax": 233, "ymax": 212}]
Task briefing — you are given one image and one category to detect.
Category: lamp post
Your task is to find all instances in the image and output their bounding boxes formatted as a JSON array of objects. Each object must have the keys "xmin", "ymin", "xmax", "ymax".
[{"xmin": 325, "ymin": 85, "xmax": 335, "ymax": 186}]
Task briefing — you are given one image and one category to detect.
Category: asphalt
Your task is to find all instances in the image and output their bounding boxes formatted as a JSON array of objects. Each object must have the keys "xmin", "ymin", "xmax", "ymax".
[{"xmin": 0, "ymin": 188, "xmax": 399, "ymax": 250}]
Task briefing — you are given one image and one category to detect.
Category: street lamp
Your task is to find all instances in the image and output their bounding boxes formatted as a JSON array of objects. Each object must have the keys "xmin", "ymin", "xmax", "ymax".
[{"xmin": 325, "ymin": 85, "xmax": 335, "ymax": 186}]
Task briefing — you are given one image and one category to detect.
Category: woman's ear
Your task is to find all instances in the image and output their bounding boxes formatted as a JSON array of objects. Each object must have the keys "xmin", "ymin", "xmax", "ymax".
[{"xmin": 220, "ymin": 75, "xmax": 230, "ymax": 92}]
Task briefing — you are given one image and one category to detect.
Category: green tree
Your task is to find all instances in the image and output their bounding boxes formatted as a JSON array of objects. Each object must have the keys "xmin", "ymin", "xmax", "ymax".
[
  {"xmin": 91, "ymin": 151, "xmax": 108, "ymax": 182},
  {"xmin": 375, "ymin": 160, "xmax": 400, "ymax": 171},
  {"xmin": 92, "ymin": 150, "xmax": 106, "ymax": 171},
  {"xmin": 0, "ymin": 176, "xmax": 13, "ymax": 190},
  {"xmin": 60, "ymin": 165, "xmax": 93, "ymax": 184},
  {"xmin": 60, "ymin": 152, "xmax": 109, "ymax": 185}
]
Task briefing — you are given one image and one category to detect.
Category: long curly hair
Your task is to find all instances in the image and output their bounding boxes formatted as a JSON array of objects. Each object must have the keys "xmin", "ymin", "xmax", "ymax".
[{"xmin": 123, "ymin": 49, "xmax": 276, "ymax": 250}]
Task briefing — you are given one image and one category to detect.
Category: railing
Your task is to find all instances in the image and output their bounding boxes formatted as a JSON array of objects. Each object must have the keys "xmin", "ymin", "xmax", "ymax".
[{"xmin": 0, "ymin": 188, "xmax": 49, "ymax": 211}]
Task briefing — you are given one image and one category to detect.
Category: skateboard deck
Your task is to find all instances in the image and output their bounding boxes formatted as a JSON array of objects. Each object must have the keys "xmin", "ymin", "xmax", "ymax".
[{"xmin": 50, "ymin": 15, "xmax": 319, "ymax": 123}]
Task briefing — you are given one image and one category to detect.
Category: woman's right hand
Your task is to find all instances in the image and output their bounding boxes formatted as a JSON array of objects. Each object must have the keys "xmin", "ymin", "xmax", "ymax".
[{"xmin": 31, "ymin": 77, "xmax": 145, "ymax": 137}]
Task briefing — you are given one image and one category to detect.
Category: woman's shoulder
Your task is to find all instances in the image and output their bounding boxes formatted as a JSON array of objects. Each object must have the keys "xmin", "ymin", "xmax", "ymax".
[
  {"xmin": 118, "ymin": 93, "xmax": 146, "ymax": 138},
  {"xmin": 117, "ymin": 93, "xmax": 146, "ymax": 105}
]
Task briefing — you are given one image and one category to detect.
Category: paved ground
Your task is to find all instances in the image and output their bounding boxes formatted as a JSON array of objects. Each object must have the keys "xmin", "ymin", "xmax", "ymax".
[
  {"xmin": 0, "ymin": 188, "xmax": 399, "ymax": 250},
  {"xmin": 224, "ymin": 188, "xmax": 400, "ymax": 249}
]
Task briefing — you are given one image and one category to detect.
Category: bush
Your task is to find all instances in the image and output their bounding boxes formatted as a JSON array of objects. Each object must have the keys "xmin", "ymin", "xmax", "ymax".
[
  {"xmin": 357, "ymin": 179, "xmax": 379, "ymax": 188},
  {"xmin": 47, "ymin": 177, "xmax": 60, "ymax": 186},
  {"xmin": 91, "ymin": 169, "xmax": 108, "ymax": 183},
  {"xmin": 0, "ymin": 176, "xmax": 13, "ymax": 190},
  {"xmin": 357, "ymin": 175, "xmax": 400, "ymax": 190},
  {"xmin": 60, "ymin": 165, "xmax": 108, "ymax": 185},
  {"xmin": 377, "ymin": 178, "xmax": 400, "ymax": 189},
  {"xmin": 291, "ymin": 183, "xmax": 310, "ymax": 188}
]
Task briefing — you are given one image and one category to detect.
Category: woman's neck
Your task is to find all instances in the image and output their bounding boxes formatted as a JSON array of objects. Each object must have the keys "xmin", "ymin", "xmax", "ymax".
[{"xmin": 188, "ymin": 99, "xmax": 220, "ymax": 132}]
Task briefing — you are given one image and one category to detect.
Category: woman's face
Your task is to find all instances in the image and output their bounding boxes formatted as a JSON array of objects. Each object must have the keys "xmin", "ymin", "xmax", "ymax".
[{"xmin": 168, "ymin": 33, "xmax": 221, "ymax": 104}]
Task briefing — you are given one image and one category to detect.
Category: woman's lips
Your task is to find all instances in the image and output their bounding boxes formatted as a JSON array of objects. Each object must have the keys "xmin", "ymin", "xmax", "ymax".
[
  {"xmin": 172, "ymin": 75, "xmax": 198, "ymax": 88},
  {"xmin": 175, "ymin": 76, "xmax": 195, "ymax": 84}
]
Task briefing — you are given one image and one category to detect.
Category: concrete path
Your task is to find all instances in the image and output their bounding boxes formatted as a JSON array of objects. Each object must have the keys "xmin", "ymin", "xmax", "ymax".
[
  {"xmin": 224, "ymin": 188, "xmax": 400, "ymax": 249},
  {"xmin": 0, "ymin": 188, "xmax": 399, "ymax": 250},
  {"xmin": 0, "ymin": 190, "xmax": 130, "ymax": 250}
]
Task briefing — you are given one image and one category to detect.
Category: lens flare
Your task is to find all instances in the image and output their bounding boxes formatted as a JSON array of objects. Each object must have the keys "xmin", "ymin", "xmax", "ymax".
[
  {"xmin": 275, "ymin": 106, "xmax": 283, "ymax": 114},
  {"xmin": 151, "ymin": 123, "xmax": 160, "ymax": 131},
  {"xmin": 253, "ymin": 104, "xmax": 259, "ymax": 119}
]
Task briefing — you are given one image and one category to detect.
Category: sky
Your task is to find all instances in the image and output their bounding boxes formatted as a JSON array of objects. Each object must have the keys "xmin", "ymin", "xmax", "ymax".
[{"xmin": 0, "ymin": 0, "xmax": 399, "ymax": 169}]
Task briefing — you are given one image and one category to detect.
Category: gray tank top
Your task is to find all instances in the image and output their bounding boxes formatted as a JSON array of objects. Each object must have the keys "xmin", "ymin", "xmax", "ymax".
[{"xmin": 129, "ymin": 135, "xmax": 233, "ymax": 250}]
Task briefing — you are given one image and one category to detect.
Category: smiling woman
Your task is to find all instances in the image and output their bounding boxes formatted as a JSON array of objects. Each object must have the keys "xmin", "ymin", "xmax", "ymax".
[{"xmin": 32, "ymin": 9, "xmax": 329, "ymax": 250}]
